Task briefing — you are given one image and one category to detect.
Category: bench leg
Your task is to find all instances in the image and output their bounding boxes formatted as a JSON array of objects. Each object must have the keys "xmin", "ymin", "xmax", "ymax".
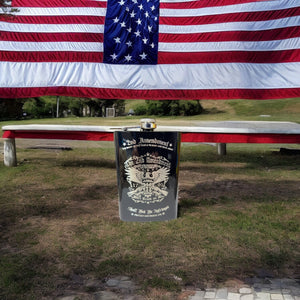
[
  {"xmin": 4, "ymin": 138, "xmax": 17, "ymax": 167},
  {"xmin": 217, "ymin": 143, "xmax": 227, "ymax": 155}
]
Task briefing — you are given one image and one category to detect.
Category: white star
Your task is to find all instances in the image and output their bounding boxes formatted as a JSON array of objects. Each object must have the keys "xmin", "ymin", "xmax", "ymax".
[
  {"xmin": 142, "ymin": 37, "xmax": 148, "ymax": 44},
  {"xmin": 113, "ymin": 17, "xmax": 119, "ymax": 23},
  {"xmin": 134, "ymin": 30, "xmax": 141, "ymax": 37},
  {"xmin": 139, "ymin": 52, "xmax": 147, "ymax": 60},
  {"xmin": 130, "ymin": 10, "xmax": 136, "ymax": 18},
  {"xmin": 118, "ymin": 0, "xmax": 125, "ymax": 5},
  {"xmin": 132, "ymin": 0, "xmax": 137, "ymax": 3},
  {"xmin": 148, "ymin": 25, "xmax": 152, "ymax": 32},
  {"xmin": 124, "ymin": 54, "xmax": 132, "ymax": 62},
  {"xmin": 150, "ymin": 42, "xmax": 155, "ymax": 48},
  {"xmin": 110, "ymin": 53, "xmax": 118, "ymax": 60},
  {"xmin": 154, "ymin": 16, "xmax": 157, "ymax": 21},
  {"xmin": 127, "ymin": 27, "xmax": 132, "ymax": 33},
  {"xmin": 145, "ymin": 11, "xmax": 149, "ymax": 18},
  {"xmin": 151, "ymin": 5, "xmax": 155, "ymax": 11},
  {"xmin": 136, "ymin": 18, "xmax": 142, "ymax": 25},
  {"xmin": 126, "ymin": 41, "xmax": 133, "ymax": 47},
  {"xmin": 126, "ymin": 6, "xmax": 130, "ymax": 11},
  {"xmin": 120, "ymin": 21, "xmax": 126, "ymax": 27},
  {"xmin": 138, "ymin": 4, "xmax": 143, "ymax": 10},
  {"xmin": 114, "ymin": 37, "xmax": 121, "ymax": 43}
]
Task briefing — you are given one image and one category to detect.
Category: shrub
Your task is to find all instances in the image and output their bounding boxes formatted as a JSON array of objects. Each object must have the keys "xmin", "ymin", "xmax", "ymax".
[
  {"xmin": 134, "ymin": 100, "xmax": 203, "ymax": 116},
  {"xmin": 133, "ymin": 104, "xmax": 148, "ymax": 115}
]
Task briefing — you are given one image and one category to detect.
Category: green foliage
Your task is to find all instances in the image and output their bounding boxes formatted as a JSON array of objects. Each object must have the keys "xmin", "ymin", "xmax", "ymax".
[
  {"xmin": 133, "ymin": 104, "xmax": 147, "ymax": 115},
  {"xmin": 0, "ymin": 99, "xmax": 25, "ymax": 120},
  {"xmin": 16, "ymin": 97, "xmax": 126, "ymax": 119},
  {"xmin": 23, "ymin": 97, "xmax": 55, "ymax": 118},
  {"xmin": 134, "ymin": 100, "xmax": 203, "ymax": 116}
]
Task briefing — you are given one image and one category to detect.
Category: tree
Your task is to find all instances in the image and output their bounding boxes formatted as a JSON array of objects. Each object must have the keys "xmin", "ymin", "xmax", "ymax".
[
  {"xmin": 136, "ymin": 100, "xmax": 203, "ymax": 116},
  {"xmin": 65, "ymin": 98, "xmax": 125, "ymax": 117},
  {"xmin": 0, "ymin": 99, "xmax": 25, "ymax": 120},
  {"xmin": 22, "ymin": 97, "xmax": 55, "ymax": 118},
  {"xmin": 100, "ymin": 99, "xmax": 125, "ymax": 117}
]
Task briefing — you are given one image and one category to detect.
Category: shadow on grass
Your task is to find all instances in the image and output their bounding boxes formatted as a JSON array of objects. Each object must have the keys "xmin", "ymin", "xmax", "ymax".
[
  {"xmin": 0, "ymin": 242, "xmax": 296, "ymax": 299},
  {"xmin": 180, "ymin": 147, "xmax": 300, "ymax": 167},
  {"xmin": 16, "ymin": 155, "xmax": 116, "ymax": 169},
  {"xmin": 60, "ymin": 159, "xmax": 116, "ymax": 169},
  {"xmin": 0, "ymin": 193, "xmax": 67, "ymax": 230},
  {"xmin": 0, "ymin": 252, "xmax": 54, "ymax": 300},
  {"xmin": 69, "ymin": 184, "xmax": 118, "ymax": 202},
  {"xmin": 0, "ymin": 183, "xmax": 118, "ymax": 230},
  {"xmin": 178, "ymin": 178, "xmax": 299, "ymax": 213},
  {"xmin": 96, "ymin": 256, "xmax": 146, "ymax": 278}
]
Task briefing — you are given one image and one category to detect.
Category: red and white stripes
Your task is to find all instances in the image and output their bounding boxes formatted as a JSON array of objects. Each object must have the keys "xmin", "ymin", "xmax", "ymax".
[{"xmin": 0, "ymin": 0, "xmax": 299, "ymax": 99}]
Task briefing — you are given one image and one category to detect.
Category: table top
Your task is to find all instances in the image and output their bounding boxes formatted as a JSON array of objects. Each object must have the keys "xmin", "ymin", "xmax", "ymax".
[{"xmin": 2, "ymin": 121, "xmax": 300, "ymax": 135}]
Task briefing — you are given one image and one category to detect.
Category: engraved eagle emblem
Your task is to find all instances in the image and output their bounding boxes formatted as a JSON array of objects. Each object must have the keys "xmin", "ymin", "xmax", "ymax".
[{"xmin": 124, "ymin": 154, "xmax": 171, "ymax": 204}]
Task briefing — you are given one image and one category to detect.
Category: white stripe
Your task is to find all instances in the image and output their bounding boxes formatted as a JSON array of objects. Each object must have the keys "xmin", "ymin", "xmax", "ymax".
[
  {"xmin": 1, "ymin": 15, "xmax": 297, "ymax": 34},
  {"xmin": 15, "ymin": 7, "xmax": 106, "ymax": 16},
  {"xmin": 2, "ymin": 38, "xmax": 298, "ymax": 53},
  {"xmin": 160, "ymin": 0, "xmax": 300, "ymax": 17},
  {"xmin": 1, "ymin": 61, "xmax": 299, "ymax": 89},
  {"xmin": 159, "ymin": 38, "xmax": 300, "ymax": 52},
  {"xmin": 0, "ymin": 41, "xmax": 103, "ymax": 52},
  {"xmin": 0, "ymin": 22, "xmax": 104, "ymax": 33},
  {"xmin": 11, "ymin": 0, "xmax": 300, "ymax": 18},
  {"xmin": 159, "ymin": 16, "xmax": 300, "ymax": 34},
  {"xmin": 2, "ymin": 124, "xmax": 116, "ymax": 132}
]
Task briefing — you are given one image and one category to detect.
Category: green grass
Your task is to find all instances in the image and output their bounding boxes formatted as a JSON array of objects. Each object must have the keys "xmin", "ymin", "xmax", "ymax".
[
  {"xmin": 0, "ymin": 98, "xmax": 299, "ymax": 298},
  {"xmin": 226, "ymin": 98, "xmax": 300, "ymax": 121},
  {"xmin": 0, "ymin": 142, "xmax": 299, "ymax": 299}
]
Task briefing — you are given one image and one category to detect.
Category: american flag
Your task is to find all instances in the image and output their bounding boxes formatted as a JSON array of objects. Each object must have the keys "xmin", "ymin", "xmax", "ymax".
[{"xmin": 0, "ymin": 0, "xmax": 299, "ymax": 99}]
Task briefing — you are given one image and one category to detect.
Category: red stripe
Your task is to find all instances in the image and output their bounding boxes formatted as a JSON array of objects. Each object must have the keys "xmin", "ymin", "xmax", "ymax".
[
  {"xmin": 160, "ymin": 7, "xmax": 300, "ymax": 26},
  {"xmin": 12, "ymin": 0, "xmax": 257, "ymax": 9},
  {"xmin": 0, "ymin": 51, "xmax": 103, "ymax": 62},
  {"xmin": 0, "ymin": 32, "xmax": 103, "ymax": 42},
  {"xmin": 2, "ymin": 130, "xmax": 114, "ymax": 141},
  {"xmin": 2, "ymin": 27, "xmax": 297, "ymax": 44},
  {"xmin": 1, "ymin": 50, "xmax": 298, "ymax": 64},
  {"xmin": 159, "ymin": 27, "xmax": 300, "ymax": 43},
  {"xmin": 3, "ymin": 130, "xmax": 299, "ymax": 144},
  {"xmin": 181, "ymin": 132, "xmax": 300, "ymax": 144},
  {"xmin": 1, "ymin": 28, "xmax": 297, "ymax": 44},
  {"xmin": 0, "ymin": 26, "xmax": 300, "ymax": 43},
  {"xmin": 0, "ymin": 87, "xmax": 299, "ymax": 100},
  {"xmin": 3, "ymin": 15, "xmax": 105, "ymax": 24},
  {"xmin": 158, "ymin": 50, "xmax": 300, "ymax": 64},
  {"xmin": 160, "ymin": 0, "xmax": 263, "ymax": 9},
  {"xmin": 12, "ymin": 0, "xmax": 106, "ymax": 8},
  {"xmin": 1, "ymin": 31, "xmax": 103, "ymax": 43},
  {"xmin": 9, "ymin": 5, "xmax": 297, "ymax": 25}
]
